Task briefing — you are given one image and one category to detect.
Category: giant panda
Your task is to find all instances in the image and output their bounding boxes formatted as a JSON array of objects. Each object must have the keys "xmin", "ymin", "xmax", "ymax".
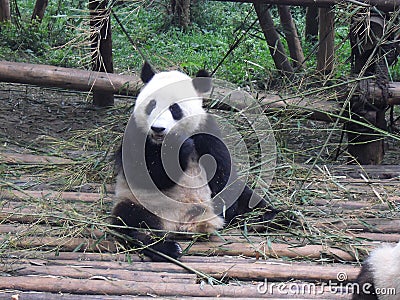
[
  {"xmin": 352, "ymin": 241, "xmax": 400, "ymax": 299},
  {"xmin": 111, "ymin": 62, "xmax": 278, "ymax": 261}
]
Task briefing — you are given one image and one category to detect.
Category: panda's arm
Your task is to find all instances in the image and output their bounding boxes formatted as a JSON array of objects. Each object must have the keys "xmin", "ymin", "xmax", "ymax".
[
  {"xmin": 193, "ymin": 115, "xmax": 276, "ymax": 224},
  {"xmin": 192, "ymin": 115, "xmax": 233, "ymax": 196}
]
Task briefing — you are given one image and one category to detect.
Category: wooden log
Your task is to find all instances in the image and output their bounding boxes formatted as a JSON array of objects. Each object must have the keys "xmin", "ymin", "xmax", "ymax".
[
  {"xmin": 0, "ymin": 229, "xmax": 360, "ymax": 261},
  {"xmin": 0, "ymin": 235, "xmax": 116, "ymax": 252},
  {"xmin": 311, "ymin": 199, "xmax": 391, "ymax": 211},
  {"xmin": 0, "ymin": 152, "xmax": 72, "ymax": 164},
  {"xmin": 2, "ymin": 257, "xmax": 361, "ymax": 282},
  {"xmin": 0, "ymin": 276, "xmax": 353, "ymax": 298},
  {"xmin": 2, "ymin": 263, "xmax": 197, "ymax": 284},
  {"xmin": 0, "ymin": 61, "xmax": 141, "ymax": 95},
  {"xmin": 327, "ymin": 164, "xmax": 400, "ymax": 179},
  {"xmin": 0, "ymin": 189, "xmax": 112, "ymax": 203},
  {"xmin": 314, "ymin": 218, "xmax": 400, "ymax": 233},
  {"xmin": 0, "ymin": 61, "xmax": 399, "ymax": 123},
  {"xmin": 0, "ymin": 293, "xmax": 185, "ymax": 300},
  {"xmin": 185, "ymin": 241, "xmax": 358, "ymax": 261},
  {"xmin": 349, "ymin": 232, "xmax": 400, "ymax": 242}
]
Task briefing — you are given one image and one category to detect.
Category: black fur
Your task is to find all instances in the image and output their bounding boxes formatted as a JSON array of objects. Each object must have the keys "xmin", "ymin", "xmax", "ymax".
[
  {"xmin": 192, "ymin": 115, "xmax": 278, "ymax": 224},
  {"xmin": 141, "ymin": 61, "xmax": 155, "ymax": 84},
  {"xmin": 145, "ymin": 99, "xmax": 156, "ymax": 115},
  {"xmin": 193, "ymin": 69, "xmax": 212, "ymax": 93},
  {"xmin": 111, "ymin": 198, "xmax": 181, "ymax": 262},
  {"xmin": 169, "ymin": 103, "xmax": 183, "ymax": 120},
  {"xmin": 352, "ymin": 262, "xmax": 378, "ymax": 300}
]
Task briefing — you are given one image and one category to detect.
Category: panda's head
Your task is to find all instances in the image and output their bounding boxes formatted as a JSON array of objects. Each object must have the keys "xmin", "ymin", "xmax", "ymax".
[{"xmin": 134, "ymin": 62, "xmax": 212, "ymax": 143}]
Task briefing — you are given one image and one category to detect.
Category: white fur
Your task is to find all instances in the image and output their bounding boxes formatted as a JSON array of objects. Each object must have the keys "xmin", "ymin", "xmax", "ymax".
[
  {"xmin": 368, "ymin": 241, "xmax": 400, "ymax": 299},
  {"xmin": 116, "ymin": 69, "xmax": 223, "ymax": 234},
  {"xmin": 134, "ymin": 71, "xmax": 207, "ymax": 137},
  {"xmin": 115, "ymin": 155, "xmax": 224, "ymax": 234}
]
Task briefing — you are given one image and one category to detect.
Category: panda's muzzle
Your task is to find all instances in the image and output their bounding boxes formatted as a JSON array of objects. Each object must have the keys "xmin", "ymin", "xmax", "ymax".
[{"xmin": 150, "ymin": 126, "xmax": 166, "ymax": 142}]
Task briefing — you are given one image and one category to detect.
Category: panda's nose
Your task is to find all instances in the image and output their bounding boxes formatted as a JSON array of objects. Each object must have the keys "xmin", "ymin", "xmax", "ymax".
[{"xmin": 151, "ymin": 126, "xmax": 166, "ymax": 133}]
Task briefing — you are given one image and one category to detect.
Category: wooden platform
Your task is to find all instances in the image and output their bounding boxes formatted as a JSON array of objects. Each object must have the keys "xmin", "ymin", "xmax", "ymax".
[{"xmin": 1, "ymin": 151, "xmax": 400, "ymax": 299}]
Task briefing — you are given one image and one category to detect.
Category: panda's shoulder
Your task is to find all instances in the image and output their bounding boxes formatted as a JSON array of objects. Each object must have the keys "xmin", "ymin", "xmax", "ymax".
[
  {"xmin": 192, "ymin": 114, "xmax": 229, "ymax": 157},
  {"xmin": 196, "ymin": 114, "xmax": 221, "ymax": 136}
]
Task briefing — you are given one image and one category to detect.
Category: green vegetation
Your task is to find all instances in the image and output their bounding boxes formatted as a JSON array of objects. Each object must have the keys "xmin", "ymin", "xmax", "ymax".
[{"xmin": 2, "ymin": 1, "xmax": 397, "ymax": 85}]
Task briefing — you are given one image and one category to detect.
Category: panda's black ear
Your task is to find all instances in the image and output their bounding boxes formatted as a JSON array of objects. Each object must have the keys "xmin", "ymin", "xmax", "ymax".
[
  {"xmin": 192, "ymin": 69, "xmax": 212, "ymax": 94},
  {"xmin": 141, "ymin": 61, "xmax": 155, "ymax": 84}
]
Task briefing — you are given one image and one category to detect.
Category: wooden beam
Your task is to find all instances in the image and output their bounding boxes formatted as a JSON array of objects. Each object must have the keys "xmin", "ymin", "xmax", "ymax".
[
  {"xmin": 0, "ymin": 276, "xmax": 356, "ymax": 298},
  {"xmin": 0, "ymin": 61, "xmax": 141, "ymax": 95}
]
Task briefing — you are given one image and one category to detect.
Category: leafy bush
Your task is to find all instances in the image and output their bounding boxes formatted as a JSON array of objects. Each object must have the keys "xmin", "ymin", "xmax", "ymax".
[{"xmin": 0, "ymin": 1, "xmax": 398, "ymax": 83}]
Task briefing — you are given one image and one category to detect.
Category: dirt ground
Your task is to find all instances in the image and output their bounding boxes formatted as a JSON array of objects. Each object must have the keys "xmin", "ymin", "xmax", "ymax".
[
  {"xmin": 0, "ymin": 82, "xmax": 399, "ymax": 165},
  {"xmin": 0, "ymin": 84, "xmax": 118, "ymax": 145}
]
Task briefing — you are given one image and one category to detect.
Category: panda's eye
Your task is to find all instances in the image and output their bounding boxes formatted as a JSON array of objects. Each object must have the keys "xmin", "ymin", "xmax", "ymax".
[
  {"xmin": 169, "ymin": 103, "xmax": 183, "ymax": 120},
  {"xmin": 145, "ymin": 99, "xmax": 156, "ymax": 115}
]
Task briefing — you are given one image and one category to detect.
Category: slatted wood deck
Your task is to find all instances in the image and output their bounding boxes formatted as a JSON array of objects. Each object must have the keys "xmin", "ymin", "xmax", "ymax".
[{"xmin": 1, "ymin": 151, "xmax": 399, "ymax": 299}]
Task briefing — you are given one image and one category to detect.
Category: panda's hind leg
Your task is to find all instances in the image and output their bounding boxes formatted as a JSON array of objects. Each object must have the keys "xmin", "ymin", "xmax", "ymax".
[{"xmin": 111, "ymin": 198, "xmax": 182, "ymax": 262}]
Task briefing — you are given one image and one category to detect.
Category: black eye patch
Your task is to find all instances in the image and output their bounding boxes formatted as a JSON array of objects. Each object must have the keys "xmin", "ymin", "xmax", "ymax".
[
  {"xmin": 145, "ymin": 99, "xmax": 156, "ymax": 115},
  {"xmin": 169, "ymin": 103, "xmax": 183, "ymax": 120}
]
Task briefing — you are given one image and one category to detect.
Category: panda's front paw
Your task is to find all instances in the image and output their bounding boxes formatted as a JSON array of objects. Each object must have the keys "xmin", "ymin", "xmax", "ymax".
[
  {"xmin": 145, "ymin": 240, "xmax": 182, "ymax": 262},
  {"xmin": 260, "ymin": 208, "xmax": 300, "ymax": 230},
  {"xmin": 260, "ymin": 207, "xmax": 280, "ymax": 222}
]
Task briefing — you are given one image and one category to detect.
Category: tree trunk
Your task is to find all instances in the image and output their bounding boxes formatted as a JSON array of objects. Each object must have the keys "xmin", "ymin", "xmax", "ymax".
[
  {"xmin": 89, "ymin": 0, "xmax": 114, "ymax": 107},
  {"xmin": 347, "ymin": 12, "xmax": 389, "ymax": 164},
  {"xmin": 253, "ymin": 3, "xmax": 294, "ymax": 76},
  {"xmin": 317, "ymin": 6, "xmax": 334, "ymax": 74},
  {"xmin": 171, "ymin": 0, "xmax": 190, "ymax": 29},
  {"xmin": 278, "ymin": 5, "xmax": 305, "ymax": 69},
  {"xmin": 0, "ymin": 0, "xmax": 10, "ymax": 22},
  {"xmin": 31, "ymin": 0, "xmax": 48, "ymax": 22},
  {"xmin": 305, "ymin": 6, "xmax": 318, "ymax": 43}
]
